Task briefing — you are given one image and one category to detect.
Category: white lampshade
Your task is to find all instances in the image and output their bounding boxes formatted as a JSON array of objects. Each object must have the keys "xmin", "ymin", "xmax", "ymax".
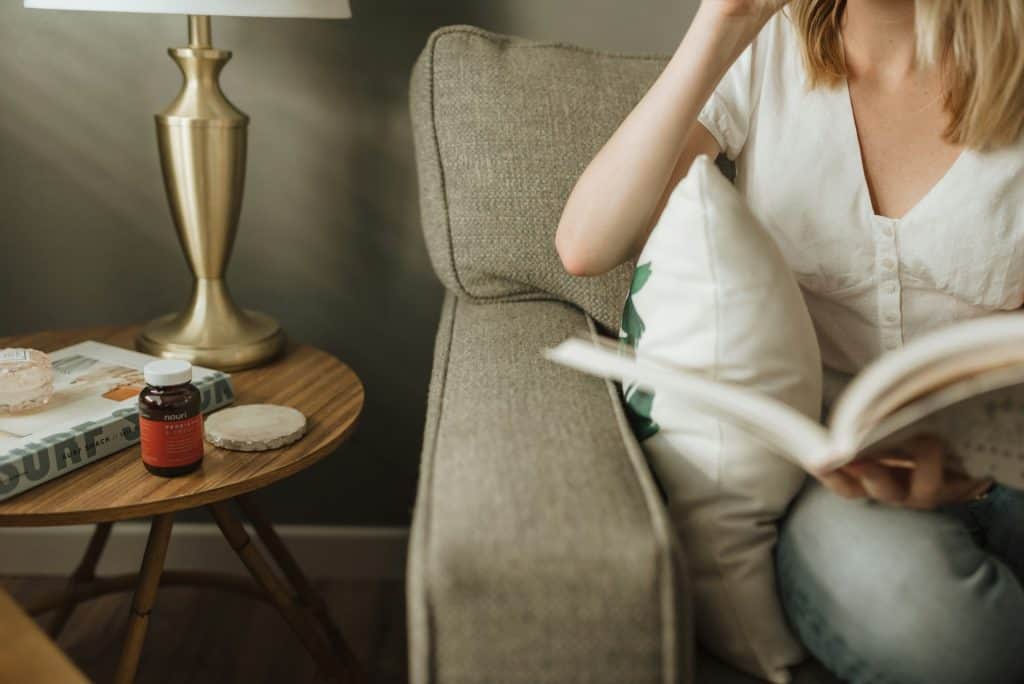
[{"xmin": 24, "ymin": 0, "xmax": 350, "ymax": 18}]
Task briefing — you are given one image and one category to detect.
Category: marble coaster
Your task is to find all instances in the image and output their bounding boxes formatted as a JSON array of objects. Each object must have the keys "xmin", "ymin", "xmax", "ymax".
[{"xmin": 204, "ymin": 404, "xmax": 307, "ymax": 452}]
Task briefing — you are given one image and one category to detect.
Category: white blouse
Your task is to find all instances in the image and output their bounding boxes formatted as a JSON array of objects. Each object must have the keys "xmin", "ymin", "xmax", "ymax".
[{"xmin": 698, "ymin": 15, "xmax": 1024, "ymax": 374}]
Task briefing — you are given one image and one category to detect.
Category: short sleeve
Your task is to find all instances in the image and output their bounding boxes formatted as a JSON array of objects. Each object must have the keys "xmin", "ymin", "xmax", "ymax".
[
  {"xmin": 698, "ymin": 14, "xmax": 784, "ymax": 161},
  {"xmin": 698, "ymin": 45, "xmax": 755, "ymax": 161}
]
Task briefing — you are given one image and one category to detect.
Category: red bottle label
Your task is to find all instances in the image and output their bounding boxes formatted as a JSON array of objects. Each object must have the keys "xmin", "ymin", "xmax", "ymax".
[{"xmin": 140, "ymin": 414, "xmax": 205, "ymax": 468}]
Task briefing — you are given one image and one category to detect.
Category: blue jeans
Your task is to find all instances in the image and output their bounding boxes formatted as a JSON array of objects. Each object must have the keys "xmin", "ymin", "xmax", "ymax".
[{"xmin": 776, "ymin": 483, "xmax": 1024, "ymax": 684}]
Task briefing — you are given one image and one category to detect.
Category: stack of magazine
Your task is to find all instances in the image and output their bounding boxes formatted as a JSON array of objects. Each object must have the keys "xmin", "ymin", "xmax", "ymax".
[{"xmin": 0, "ymin": 342, "xmax": 234, "ymax": 502}]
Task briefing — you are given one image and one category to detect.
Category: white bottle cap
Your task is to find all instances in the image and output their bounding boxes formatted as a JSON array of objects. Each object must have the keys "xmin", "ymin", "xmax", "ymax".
[{"xmin": 144, "ymin": 360, "xmax": 193, "ymax": 387}]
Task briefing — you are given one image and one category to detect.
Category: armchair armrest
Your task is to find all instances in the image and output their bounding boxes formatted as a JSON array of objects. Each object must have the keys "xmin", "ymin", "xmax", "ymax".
[
  {"xmin": 407, "ymin": 294, "xmax": 691, "ymax": 684},
  {"xmin": 0, "ymin": 587, "xmax": 88, "ymax": 683}
]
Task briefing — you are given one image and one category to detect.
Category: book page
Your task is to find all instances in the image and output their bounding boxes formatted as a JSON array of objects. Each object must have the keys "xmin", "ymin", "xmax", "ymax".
[
  {"xmin": 845, "ymin": 347, "xmax": 1024, "ymax": 446},
  {"xmin": 862, "ymin": 381, "xmax": 1024, "ymax": 490},
  {"xmin": 828, "ymin": 315, "xmax": 1024, "ymax": 455}
]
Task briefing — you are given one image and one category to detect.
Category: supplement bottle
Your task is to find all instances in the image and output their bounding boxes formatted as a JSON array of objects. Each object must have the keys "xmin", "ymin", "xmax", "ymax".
[{"xmin": 139, "ymin": 360, "xmax": 204, "ymax": 477}]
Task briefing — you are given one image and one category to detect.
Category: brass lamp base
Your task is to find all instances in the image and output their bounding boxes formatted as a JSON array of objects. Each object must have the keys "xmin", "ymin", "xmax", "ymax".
[
  {"xmin": 136, "ymin": 279, "xmax": 286, "ymax": 371},
  {"xmin": 137, "ymin": 16, "xmax": 283, "ymax": 371}
]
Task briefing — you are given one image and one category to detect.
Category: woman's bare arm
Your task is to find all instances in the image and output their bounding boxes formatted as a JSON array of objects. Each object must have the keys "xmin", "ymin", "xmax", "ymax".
[
  {"xmin": 632, "ymin": 126, "xmax": 722, "ymax": 259},
  {"xmin": 555, "ymin": 3, "xmax": 778, "ymax": 276}
]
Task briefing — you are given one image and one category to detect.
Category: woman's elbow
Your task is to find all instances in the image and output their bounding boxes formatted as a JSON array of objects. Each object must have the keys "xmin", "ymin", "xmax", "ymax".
[{"xmin": 555, "ymin": 226, "xmax": 601, "ymax": 277}]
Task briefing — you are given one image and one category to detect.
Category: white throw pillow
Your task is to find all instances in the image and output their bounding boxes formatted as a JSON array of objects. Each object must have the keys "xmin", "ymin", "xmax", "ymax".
[{"xmin": 620, "ymin": 156, "xmax": 822, "ymax": 683}]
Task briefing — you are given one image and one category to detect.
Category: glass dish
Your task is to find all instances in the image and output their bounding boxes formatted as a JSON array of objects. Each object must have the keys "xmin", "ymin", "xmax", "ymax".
[{"xmin": 0, "ymin": 349, "xmax": 54, "ymax": 413}]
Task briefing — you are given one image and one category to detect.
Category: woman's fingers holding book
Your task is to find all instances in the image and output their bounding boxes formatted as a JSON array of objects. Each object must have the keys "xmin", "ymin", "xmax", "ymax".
[
  {"xmin": 902, "ymin": 437, "xmax": 947, "ymax": 509},
  {"xmin": 816, "ymin": 468, "xmax": 869, "ymax": 500},
  {"xmin": 836, "ymin": 435, "xmax": 992, "ymax": 510},
  {"xmin": 850, "ymin": 459, "xmax": 908, "ymax": 505},
  {"xmin": 816, "ymin": 455, "xmax": 916, "ymax": 502},
  {"xmin": 898, "ymin": 435, "xmax": 988, "ymax": 509}
]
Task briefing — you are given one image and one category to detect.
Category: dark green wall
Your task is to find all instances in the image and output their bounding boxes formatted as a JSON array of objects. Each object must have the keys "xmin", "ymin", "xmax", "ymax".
[{"xmin": 0, "ymin": 0, "xmax": 695, "ymax": 525}]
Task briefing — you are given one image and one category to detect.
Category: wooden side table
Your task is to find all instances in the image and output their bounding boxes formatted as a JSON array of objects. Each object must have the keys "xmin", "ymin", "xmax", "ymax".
[{"xmin": 0, "ymin": 326, "xmax": 365, "ymax": 684}]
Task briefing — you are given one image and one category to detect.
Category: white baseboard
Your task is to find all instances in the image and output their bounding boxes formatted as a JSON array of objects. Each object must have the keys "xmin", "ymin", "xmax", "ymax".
[{"xmin": 0, "ymin": 523, "xmax": 409, "ymax": 581}]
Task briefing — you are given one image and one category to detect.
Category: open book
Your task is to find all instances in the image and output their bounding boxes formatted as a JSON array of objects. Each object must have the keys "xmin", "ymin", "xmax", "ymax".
[{"xmin": 545, "ymin": 315, "xmax": 1024, "ymax": 489}]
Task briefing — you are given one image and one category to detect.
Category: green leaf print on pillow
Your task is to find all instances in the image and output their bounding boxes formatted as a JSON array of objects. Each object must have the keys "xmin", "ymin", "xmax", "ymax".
[
  {"xmin": 621, "ymin": 262, "xmax": 660, "ymax": 441},
  {"xmin": 621, "ymin": 261, "xmax": 652, "ymax": 346}
]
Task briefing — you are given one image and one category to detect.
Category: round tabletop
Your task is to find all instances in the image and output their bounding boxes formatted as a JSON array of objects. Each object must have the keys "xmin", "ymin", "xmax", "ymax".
[{"xmin": 0, "ymin": 326, "xmax": 364, "ymax": 526}]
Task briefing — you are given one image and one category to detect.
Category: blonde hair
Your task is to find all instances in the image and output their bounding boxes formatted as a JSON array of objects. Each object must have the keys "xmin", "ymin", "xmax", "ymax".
[{"xmin": 789, "ymin": 0, "xmax": 1024, "ymax": 150}]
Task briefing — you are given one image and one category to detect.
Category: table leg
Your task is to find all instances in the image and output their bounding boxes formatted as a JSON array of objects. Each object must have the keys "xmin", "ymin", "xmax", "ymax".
[
  {"xmin": 235, "ymin": 494, "xmax": 362, "ymax": 673},
  {"xmin": 113, "ymin": 514, "xmax": 174, "ymax": 684},
  {"xmin": 49, "ymin": 521, "xmax": 113, "ymax": 638},
  {"xmin": 208, "ymin": 501, "xmax": 359, "ymax": 684}
]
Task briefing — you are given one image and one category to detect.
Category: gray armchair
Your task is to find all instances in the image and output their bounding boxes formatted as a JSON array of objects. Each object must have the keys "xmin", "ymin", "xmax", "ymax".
[{"xmin": 406, "ymin": 25, "xmax": 839, "ymax": 684}]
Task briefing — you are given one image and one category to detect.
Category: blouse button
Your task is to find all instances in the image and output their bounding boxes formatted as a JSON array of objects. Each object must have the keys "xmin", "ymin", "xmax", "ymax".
[
  {"xmin": 880, "ymin": 225, "xmax": 894, "ymax": 238},
  {"xmin": 885, "ymin": 313, "xmax": 899, "ymax": 324},
  {"xmin": 881, "ymin": 258, "xmax": 896, "ymax": 271},
  {"xmin": 883, "ymin": 281, "xmax": 898, "ymax": 294}
]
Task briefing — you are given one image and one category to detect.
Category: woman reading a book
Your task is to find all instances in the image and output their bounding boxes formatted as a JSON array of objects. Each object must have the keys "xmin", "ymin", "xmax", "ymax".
[{"xmin": 556, "ymin": 1, "xmax": 1024, "ymax": 682}]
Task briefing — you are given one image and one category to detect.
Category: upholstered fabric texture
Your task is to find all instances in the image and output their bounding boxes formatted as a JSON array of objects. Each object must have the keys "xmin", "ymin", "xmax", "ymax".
[
  {"xmin": 408, "ymin": 294, "xmax": 691, "ymax": 684},
  {"xmin": 410, "ymin": 25, "xmax": 669, "ymax": 333}
]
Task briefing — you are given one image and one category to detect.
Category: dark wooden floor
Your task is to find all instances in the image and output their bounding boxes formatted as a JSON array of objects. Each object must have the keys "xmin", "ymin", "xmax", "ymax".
[{"xmin": 2, "ymin": 576, "xmax": 408, "ymax": 684}]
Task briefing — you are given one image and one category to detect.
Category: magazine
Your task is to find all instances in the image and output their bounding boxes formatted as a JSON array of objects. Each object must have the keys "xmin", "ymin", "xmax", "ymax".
[
  {"xmin": 0, "ymin": 342, "xmax": 234, "ymax": 501},
  {"xmin": 545, "ymin": 315, "xmax": 1024, "ymax": 489}
]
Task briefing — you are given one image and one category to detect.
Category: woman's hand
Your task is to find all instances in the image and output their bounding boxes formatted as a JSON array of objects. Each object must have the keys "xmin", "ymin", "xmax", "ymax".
[
  {"xmin": 702, "ymin": 0, "xmax": 792, "ymax": 19},
  {"xmin": 817, "ymin": 435, "xmax": 992, "ymax": 510}
]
